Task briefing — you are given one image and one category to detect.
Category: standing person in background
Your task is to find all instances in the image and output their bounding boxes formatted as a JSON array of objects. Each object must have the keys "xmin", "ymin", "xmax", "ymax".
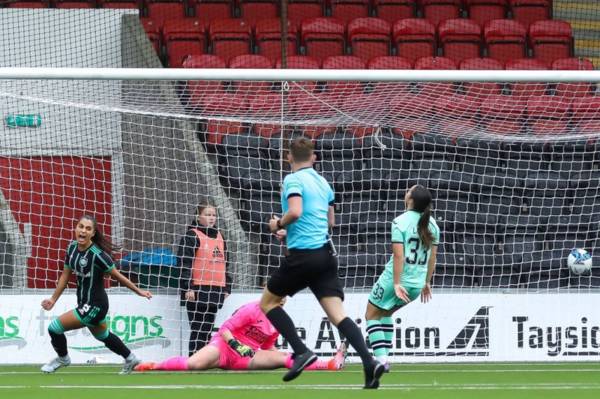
[
  {"xmin": 178, "ymin": 203, "xmax": 232, "ymax": 356},
  {"xmin": 40, "ymin": 215, "xmax": 152, "ymax": 374},
  {"xmin": 260, "ymin": 137, "xmax": 385, "ymax": 389},
  {"xmin": 365, "ymin": 185, "xmax": 440, "ymax": 372}
]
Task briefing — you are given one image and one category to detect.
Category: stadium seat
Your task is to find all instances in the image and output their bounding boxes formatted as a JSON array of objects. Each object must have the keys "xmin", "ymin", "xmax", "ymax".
[
  {"xmin": 209, "ymin": 19, "xmax": 252, "ymax": 63},
  {"xmin": 508, "ymin": 0, "xmax": 550, "ymax": 29},
  {"xmin": 181, "ymin": 55, "xmax": 227, "ymax": 109},
  {"xmin": 6, "ymin": 1, "xmax": 48, "ymax": 7},
  {"xmin": 435, "ymin": 93, "xmax": 484, "ymax": 121},
  {"xmin": 526, "ymin": 95, "xmax": 572, "ymax": 135},
  {"xmin": 300, "ymin": 18, "xmax": 346, "ymax": 61},
  {"xmin": 193, "ymin": 0, "xmax": 233, "ymax": 26},
  {"xmin": 255, "ymin": 19, "xmax": 298, "ymax": 64},
  {"xmin": 480, "ymin": 94, "xmax": 527, "ymax": 134},
  {"xmin": 372, "ymin": 0, "xmax": 416, "ymax": 24},
  {"xmin": 459, "ymin": 58, "xmax": 504, "ymax": 98},
  {"xmin": 287, "ymin": 0, "xmax": 324, "ymax": 28},
  {"xmin": 348, "ymin": 18, "xmax": 392, "ymax": 63},
  {"xmin": 276, "ymin": 55, "xmax": 321, "ymax": 68},
  {"xmin": 571, "ymin": 96, "xmax": 600, "ymax": 127},
  {"xmin": 414, "ymin": 56, "xmax": 457, "ymax": 97},
  {"xmin": 392, "ymin": 18, "xmax": 436, "ymax": 64},
  {"xmin": 323, "ymin": 55, "xmax": 366, "ymax": 93},
  {"xmin": 463, "ymin": 0, "xmax": 507, "ymax": 27},
  {"xmin": 146, "ymin": 1, "xmax": 187, "ymax": 30},
  {"xmin": 140, "ymin": 18, "xmax": 161, "ymax": 55},
  {"xmin": 419, "ymin": 0, "xmax": 461, "ymax": 27},
  {"xmin": 552, "ymin": 58, "xmax": 595, "ymax": 98},
  {"xmin": 55, "ymin": 0, "xmax": 94, "ymax": 8},
  {"xmin": 505, "ymin": 58, "xmax": 548, "ymax": 98},
  {"xmin": 163, "ymin": 19, "xmax": 206, "ymax": 68},
  {"xmin": 528, "ymin": 20, "xmax": 574, "ymax": 66},
  {"xmin": 483, "ymin": 19, "xmax": 527, "ymax": 64},
  {"xmin": 229, "ymin": 54, "xmax": 273, "ymax": 68},
  {"xmin": 98, "ymin": 0, "xmax": 139, "ymax": 8},
  {"xmin": 238, "ymin": 0, "xmax": 279, "ymax": 26},
  {"xmin": 367, "ymin": 55, "xmax": 412, "ymax": 69},
  {"xmin": 438, "ymin": 19, "xmax": 483, "ymax": 64},
  {"xmin": 330, "ymin": 0, "xmax": 370, "ymax": 24}
]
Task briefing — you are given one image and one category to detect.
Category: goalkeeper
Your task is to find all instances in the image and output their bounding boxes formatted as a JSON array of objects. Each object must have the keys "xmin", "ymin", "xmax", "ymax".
[{"xmin": 135, "ymin": 300, "xmax": 346, "ymax": 372}]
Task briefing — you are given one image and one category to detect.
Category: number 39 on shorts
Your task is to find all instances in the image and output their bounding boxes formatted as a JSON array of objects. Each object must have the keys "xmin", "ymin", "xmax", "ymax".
[
  {"xmin": 79, "ymin": 303, "xmax": 90, "ymax": 313},
  {"xmin": 372, "ymin": 283, "xmax": 384, "ymax": 301}
]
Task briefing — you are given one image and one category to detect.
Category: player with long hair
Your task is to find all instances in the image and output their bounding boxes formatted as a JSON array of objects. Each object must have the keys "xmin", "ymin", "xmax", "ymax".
[
  {"xmin": 40, "ymin": 215, "xmax": 152, "ymax": 374},
  {"xmin": 365, "ymin": 185, "xmax": 440, "ymax": 371},
  {"xmin": 135, "ymin": 299, "xmax": 347, "ymax": 372}
]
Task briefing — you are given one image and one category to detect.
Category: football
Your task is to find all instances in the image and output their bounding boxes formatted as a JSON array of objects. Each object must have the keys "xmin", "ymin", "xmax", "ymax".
[{"xmin": 567, "ymin": 248, "xmax": 593, "ymax": 275}]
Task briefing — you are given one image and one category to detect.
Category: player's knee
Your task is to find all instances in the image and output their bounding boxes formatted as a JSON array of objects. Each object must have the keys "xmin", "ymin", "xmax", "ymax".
[
  {"xmin": 48, "ymin": 318, "xmax": 66, "ymax": 335},
  {"xmin": 259, "ymin": 292, "xmax": 280, "ymax": 313}
]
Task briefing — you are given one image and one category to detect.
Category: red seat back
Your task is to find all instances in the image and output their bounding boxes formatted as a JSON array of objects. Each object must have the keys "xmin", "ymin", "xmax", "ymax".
[
  {"xmin": 419, "ymin": 0, "xmax": 461, "ymax": 27},
  {"xmin": 209, "ymin": 19, "xmax": 252, "ymax": 63},
  {"xmin": 300, "ymin": 18, "xmax": 346, "ymax": 61},
  {"xmin": 330, "ymin": 0, "xmax": 370, "ymax": 24},
  {"xmin": 438, "ymin": 18, "xmax": 483, "ymax": 63},
  {"xmin": 464, "ymin": 0, "xmax": 507, "ymax": 27},
  {"xmin": 393, "ymin": 18, "xmax": 436, "ymax": 63},
  {"xmin": 194, "ymin": 0, "xmax": 233, "ymax": 26},
  {"xmin": 552, "ymin": 58, "xmax": 595, "ymax": 98},
  {"xmin": 459, "ymin": 57, "xmax": 504, "ymax": 97},
  {"xmin": 348, "ymin": 18, "xmax": 392, "ymax": 63},
  {"xmin": 163, "ymin": 19, "xmax": 206, "ymax": 67},
  {"xmin": 373, "ymin": 0, "xmax": 416, "ymax": 25},
  {"xmin": 255, "ymin": 19, "xmax": 298, "ymax": 63},
  {"xmin": 484, "ymin": 19, "xmax": 526, "ymax": 64},
  {"xmin": 505, "ymin": 58, "xmax": 548, "ymax": 98},
  {"xmin": 528, "ymin": 20, "xmax": 573, "ymax": 65},
  {"xmin": 239, "ymin": 0, "xmax": 279, "ymax": 26},
  {"xmin": 508, "ymin": 0, "xmax": 550, "ymax": 29}
]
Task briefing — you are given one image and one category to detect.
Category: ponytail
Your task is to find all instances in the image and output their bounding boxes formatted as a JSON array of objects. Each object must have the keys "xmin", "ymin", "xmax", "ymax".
[{"xmin": 417, "ymin": 206, "xmax": 434, "ymax": 249}]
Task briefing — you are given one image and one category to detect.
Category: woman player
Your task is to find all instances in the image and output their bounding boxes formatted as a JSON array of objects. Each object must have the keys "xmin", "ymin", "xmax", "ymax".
[
  {"xmin": 40, "ymin": 215, "xmax": 152, "ymax": 374},
  {"xmin": 365, "ymin": 185, "xmax": 440, "ymax": 371},
  {"xmin": 135, "ymin": 300, "xmax": 347, "ymax": 372}
]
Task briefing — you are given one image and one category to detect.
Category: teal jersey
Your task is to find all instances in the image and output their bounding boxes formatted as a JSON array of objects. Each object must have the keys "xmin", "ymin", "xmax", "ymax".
[
  {"xmin": 281, "ymin": 167, "xmax": 334, "ymax": 249},
  {"xmin": 384, "ymin": 210, "xmax": 440, "ymax": 289}
]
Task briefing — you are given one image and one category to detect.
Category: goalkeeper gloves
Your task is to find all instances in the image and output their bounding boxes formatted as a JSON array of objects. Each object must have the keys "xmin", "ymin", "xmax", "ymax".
[{"xmin": 228, "ymin": 338, "xmax": 255, "ymax": 357}]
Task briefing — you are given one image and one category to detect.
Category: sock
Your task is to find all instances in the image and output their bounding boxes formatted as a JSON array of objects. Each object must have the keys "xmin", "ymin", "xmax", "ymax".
[
  {"xmin": 96, "ymin": 332, "xmax": 131, "ymax": 359},
  {"xmin": 155, "ymin": 356, "xmax": 189, "ymax": 371},
  {"xmin": 49, "ymin": 330, "xmax": 68, "ymax": 358},
  {"xmin": 266, "ymin": 307, "xmax": 308, "ymax": 354},
  {"xmin": 285, "ymin": 354, "xmax": 331, "ymax": 371},
  {"xmin": 337, "ymin": 317, "xmax": 373, "ymax": 367},
  {"xmin": 381, "ymin": 317, "xmax": 394, "ymax": 359},
  {"xmin": 366, "ymin": 319, "xmax": 388, "ymax": 361}
]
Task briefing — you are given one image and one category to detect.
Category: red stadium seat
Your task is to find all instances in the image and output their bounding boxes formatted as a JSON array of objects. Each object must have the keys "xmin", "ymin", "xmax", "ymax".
[
  {"xmin": 505, "ymin": 58, "xmax": 548, "ymax": 98},
  {"xmin": 300, "ymin": 18, "xmax": 346, "ymax": 62},
  {"xmin": 287, "ymin": 0, "xmax": 324, "ymax": 28},
  {"xmin": 528, "ymin": 20, "xmax": 573, "ymax": 66},
  {"xmin": 146, "ymin": 1, "xmax": 187, "ymax": 30},
  {"xmin": 276, "ymin": 55, "xmax": 321, "ymax": 68},
  {"xmin": 505, "ymin": 58, "xmax": 548, "ymax": 99},
  {"xmin": 571, "ymin": 96, "xmax": 600, "ymax": 123},
  {"xmin": 348, "ymin": 18, "xmax": 392, "ymax": 63},
  {"xmin": 373, "ymin": 0, "xmax": 416, "ymax": 25},
  {"xmin": 255, "ymin": 19, "xmax": 298, "ymax": 64},
  {"xmin": 140, "ymin": 18, "xmax": 161, "ymax": 55},
  {"xmin": 508, "ymin": 0, "xmax": 550, "ymax": 29},
  {"xmin": 209, "ymin": 19, "xmax": 252, "ymax": 63},
  {"xmin": 182, "ymin": 55, "xmax": 227, "ymax": 109},
  {"xmin": 55, "ymin": 1, "xmax": 94, "ymax": 8},
  {"xmin": 163, "ymin": 19, "xmax": 206, "ymax": 67},
  {"xmin": 435, "ymin": 93, "xmax": 484, "ymax": 120},
  {"xmin": 322, "ymin": 55, "xmax": 366, "ymax": 93},
  {"xmin": 419, "ymin": 0, "xmax": 461, "ymax": 27},
  {"xmin": 98, "ymin": 0, "xmax": 139, "ymax": 8},
  {"xmin": 330, "ymin": 0, "xmax": 370, "ymax": 24},
  {"xmin": 459, "ymin": 57, "xmax": 504, "ymax": 97},
  {"xmin": 367, "ymin": 55, "xmax": 412, "ymax": 69},
  {"xmin": 393, "ymin": 18, "xmax": 436, "ymax": 64},
  {"xmin": 389, "ymin": 92, "xmax": 435, "ymax": 119},
  {"xmin": 527, "ymin": 95, "xmax": 572, "ymax": 135},
  {"xmin": 7, "ymin": 1, "xmax": 48, "ymax": 7},
  {"xmin": 552, "ymin": 58, "xmax": 595, "ymax": 98},
  {"xmin": 414, "ymin": 56, "xmax": 457, "ymax": 97},
  {"xmin": 194, "ymin": 0, "xmax": 233, "ymax": 26},
  {"xmin": 438, "ymin": 19, "xmax": 483, "ymax": 64},
  {"xmin": 463, "ymin": 0, "xmax": 507, "ymax": 27},
  {"xmin": 238, "ymin": 0, "xmax": 279, "ymax": 26},
  {"xmin": 484, "ymin": 19, "xmax": 527, "ymax": 64},
  {"xmin": 229, "ymin": 54, "xmax": 273, "ymax": 68},
  {"xmin": 480, "ymin": 94, "xmax": 527, "ymax": 134}
]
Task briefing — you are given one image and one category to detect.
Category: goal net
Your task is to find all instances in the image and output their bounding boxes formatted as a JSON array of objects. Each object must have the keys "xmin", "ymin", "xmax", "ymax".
[{"xmin": 1, "ymin": 69, "xmax": 599, "ymax": 363}]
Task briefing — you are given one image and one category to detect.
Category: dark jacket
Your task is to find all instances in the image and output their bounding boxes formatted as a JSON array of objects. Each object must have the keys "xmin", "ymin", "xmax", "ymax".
[{"xmin": 177, "ymin": 220, "xmax": 232, "ymax": 295}]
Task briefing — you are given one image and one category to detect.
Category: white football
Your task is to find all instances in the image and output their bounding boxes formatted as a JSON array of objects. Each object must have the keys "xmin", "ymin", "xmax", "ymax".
[{"xmin": 567, "ymin": 248, "xmax": 593, "ymax": 275}]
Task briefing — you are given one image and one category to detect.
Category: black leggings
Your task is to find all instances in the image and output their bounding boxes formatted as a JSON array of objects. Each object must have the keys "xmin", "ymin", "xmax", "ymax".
[{"xmin": 186, "ymin": 300, "xmax": 219, "ymax": 356}]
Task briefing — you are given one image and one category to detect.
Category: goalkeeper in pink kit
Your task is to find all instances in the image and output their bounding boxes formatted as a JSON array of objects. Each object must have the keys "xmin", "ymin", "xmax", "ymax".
[{"xmin": 135, "ymin": 300, "xmax": 346, "ymax": 372}]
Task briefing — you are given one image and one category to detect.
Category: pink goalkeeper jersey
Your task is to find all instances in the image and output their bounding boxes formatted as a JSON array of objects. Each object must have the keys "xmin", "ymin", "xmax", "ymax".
[{"xmin": 218, "ymin": 301, "xmax": 279, "ymax": 351}]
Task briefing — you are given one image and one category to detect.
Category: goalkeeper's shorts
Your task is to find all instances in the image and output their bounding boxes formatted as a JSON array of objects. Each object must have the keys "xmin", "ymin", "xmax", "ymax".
[{"xmin": 209, "ymin": 336, "xmax": 253, "ymax": 370}]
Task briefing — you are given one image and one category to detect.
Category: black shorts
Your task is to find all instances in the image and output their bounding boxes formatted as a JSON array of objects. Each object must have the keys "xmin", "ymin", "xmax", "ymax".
[
  {"xmin": 267, "ymin": 244, "xmax": 344, "ymax": 300},
  {"xmin": 73, "ymin": 303, "xmax": 108, "ymax": 327}
]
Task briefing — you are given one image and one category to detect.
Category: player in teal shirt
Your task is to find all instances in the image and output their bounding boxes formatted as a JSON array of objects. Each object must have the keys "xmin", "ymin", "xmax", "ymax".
[{"xmin": 365, "ymin": 185, "xmax": 440, "ymax": 371}]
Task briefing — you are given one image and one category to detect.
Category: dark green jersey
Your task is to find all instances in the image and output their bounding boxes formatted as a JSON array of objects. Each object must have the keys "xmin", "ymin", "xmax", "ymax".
[{"xmin": 64, "ymin": 241, "xmax": 115, "ymax": 307}]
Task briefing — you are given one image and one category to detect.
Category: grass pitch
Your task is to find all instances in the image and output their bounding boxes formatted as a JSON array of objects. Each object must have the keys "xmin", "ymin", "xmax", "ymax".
[{"xmin": 2, "ymin": 363, "xmax": 600, "ymax": 399}]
